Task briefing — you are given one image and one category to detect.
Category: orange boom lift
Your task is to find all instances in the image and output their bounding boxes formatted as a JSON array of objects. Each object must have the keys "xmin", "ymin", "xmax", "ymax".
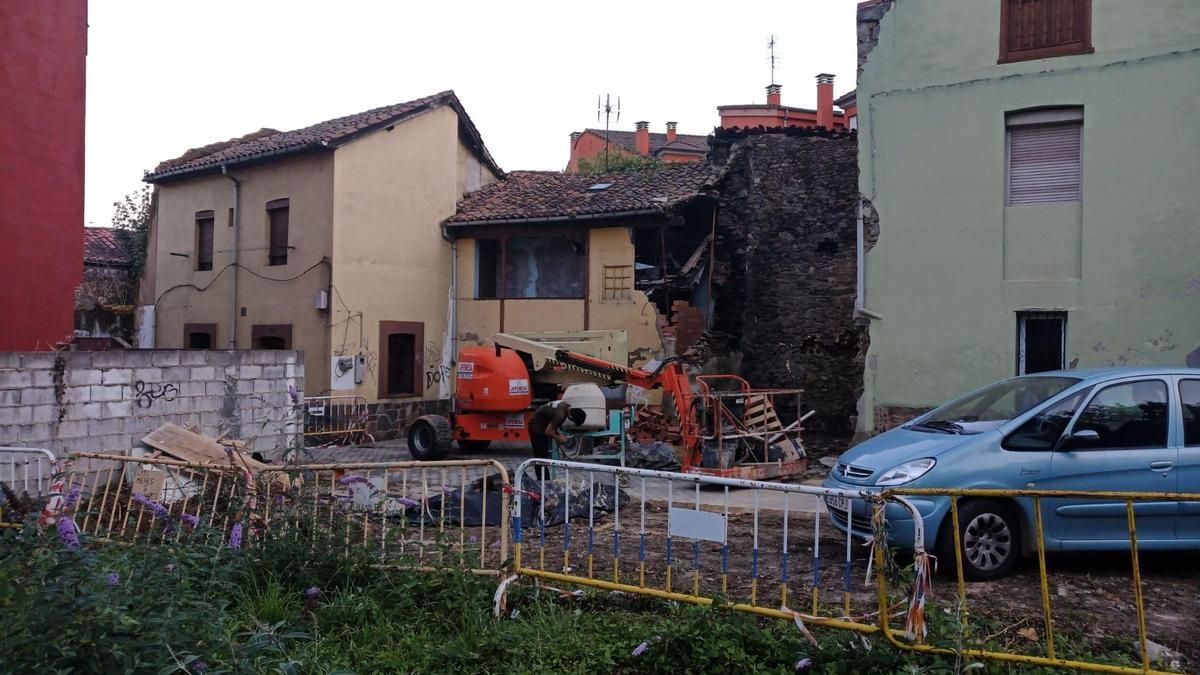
[{"xmin": 406, "ymin": 334, "xmax": 807, "ymax": 481}]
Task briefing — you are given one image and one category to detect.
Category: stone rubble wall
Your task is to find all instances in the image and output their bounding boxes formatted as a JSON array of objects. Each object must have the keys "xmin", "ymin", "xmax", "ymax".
[{"xmin": 708, "ymin": 130, "xmax": 869, "ymax": 436}]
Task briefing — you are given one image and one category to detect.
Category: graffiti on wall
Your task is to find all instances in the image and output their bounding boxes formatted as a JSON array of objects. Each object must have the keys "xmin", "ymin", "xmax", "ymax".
[
  {"xmin": 132, "ymin": 381, "xmax": 179, "ymax": 409},
  {"xmin": 424, "ymin": 341, "xmax": 450, "ymax": 390}
]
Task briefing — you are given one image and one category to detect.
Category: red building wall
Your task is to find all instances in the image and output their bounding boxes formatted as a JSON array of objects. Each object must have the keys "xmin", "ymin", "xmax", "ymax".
[{"xmin": 0, "ymin": 1, "xmax": 88, "ymax": 350}]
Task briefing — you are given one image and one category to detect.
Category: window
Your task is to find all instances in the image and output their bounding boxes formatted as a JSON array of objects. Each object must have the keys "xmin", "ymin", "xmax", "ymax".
[
  {"xmin": 266, "ymin": 198, "xmax": 289, "ymax": 266},
  {"xmin": 379, "ymin": 321, "xmax": 423, "ymax": 398},
  {"xmin": 1073, "ymin": 380, "xmax": 1169, "ymax": 449},
  {"xmin": 919, "ymin": 375, "xmax": 1079, "ymax": 429},
  {"xmin": 1007, "ymin": 109, "xmax": 1082, "ymax": 206},
  {"xmin": 603, "ymin": 265, "xmax": 633, "ymax": 301},
  {"xmin": 228, "ymin": 207, "xmax": 234, "ymax": 227},
  {"xmin": 195, "ymin": 211, "xmax": 214, "ymax": 271},
  {"xmin": 1004, "ymin": 390, "xmax": 1086, "ymax": 450},
  {"xmin": 251, "ymin": 324, "xmax": 292, "ymax": 350},
  {"xmin": 1017, "ymin": 311, "xmax": 1066, "ymax": 375},
  {"xmin": 183, "ymin": 323, "xmax": 217, "ymax": 349},
  {"xmin": 476, "ymin": 240, "xmax": 501, "ymax": 299},
  {"xmin": 1181, "ymin": 380, "xmax": 1200, "ymax": 447},
  {"xmin": 473, "ymin": 236, "xmax": 587, "ymax": 299},
  {"xmin": 1000, "ymin": 0, "xmax": 1092, "ymax": 63},
  {"xmin": 848, "ymin": 115, "xmax": 858, "ymax": 130}
]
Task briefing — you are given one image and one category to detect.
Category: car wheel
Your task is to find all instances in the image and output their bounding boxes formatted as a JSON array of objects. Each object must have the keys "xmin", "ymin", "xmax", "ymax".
[
  {"xmin": 938, "ymin": 499, "xmax": 1020, "ymax": 581},
  {"xmin": 407, "ymin": 416, "xmax": 451, "ymax": 461}
]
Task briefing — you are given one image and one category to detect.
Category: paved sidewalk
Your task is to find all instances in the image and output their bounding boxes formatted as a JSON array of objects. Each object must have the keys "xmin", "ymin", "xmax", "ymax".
[{"xmin": 299, "ymin": 439, "xmax": 830, "ymax": 516}]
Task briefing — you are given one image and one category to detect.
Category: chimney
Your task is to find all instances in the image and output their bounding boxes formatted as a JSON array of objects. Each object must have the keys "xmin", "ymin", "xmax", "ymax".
[
  {"xmin": 766, "ymin": 83, "xmax": 782, "ymax": 107},
  {"xmin": 816, "ymin": 73, "xmax": 835, "ymax": 128},
  {"xmin": 635, "ymin": 121, "xmax": 650, "ymax": 155},
  {"xmin": 666, "ymin": 121, "xmax": 677, "ymax": 143}
]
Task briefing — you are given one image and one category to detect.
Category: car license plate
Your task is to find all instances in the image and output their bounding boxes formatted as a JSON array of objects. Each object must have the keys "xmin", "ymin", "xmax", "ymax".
[{"xmin": 824, "ymin": 495, "xmax": 850, "ymax": 512}]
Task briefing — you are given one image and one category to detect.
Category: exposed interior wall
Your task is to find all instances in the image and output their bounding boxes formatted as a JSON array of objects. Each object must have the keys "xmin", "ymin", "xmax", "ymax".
[
  {"xmin": 586, "ymin": 227, "xmax": 665, "ymax": 366},
  {"xmin": 0, "ymin": 350, "xmax": 303, "ymax": 459},
  {"xmin": 857, "ymin": 0, "xmax": 1200, "ymax": 432},
  {"xmin": 331, "ymin": 104, "xmax": 496, "ymax": 406},
  {"xmin": 454, "ymin": 224, "xmax": 666, "ymax": 366},
  {"xmin": 709, "ymin": 130, "xmax": 863, "ymax": 436},
  {"xmin": 151, "ymin": 154, "xmax": 333, "ymax": 393}
]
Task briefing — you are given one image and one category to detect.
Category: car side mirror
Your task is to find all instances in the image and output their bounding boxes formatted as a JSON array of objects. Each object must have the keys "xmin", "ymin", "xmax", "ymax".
[{"xmin": 1060, "ymin": 429, "xmax": 1100, "ymax": 450}]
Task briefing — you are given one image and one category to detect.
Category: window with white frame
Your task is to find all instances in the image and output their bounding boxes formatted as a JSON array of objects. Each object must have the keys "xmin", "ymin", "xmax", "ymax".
[{"xmin": 1006, "ymin": 108, "xmax": 1082, "ymax": 206}]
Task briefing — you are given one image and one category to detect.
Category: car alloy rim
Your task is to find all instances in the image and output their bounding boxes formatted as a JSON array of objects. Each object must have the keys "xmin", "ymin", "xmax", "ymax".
[{"xmin": 963, "ymin": 513, "xmax": 1013, "ymax": 572}]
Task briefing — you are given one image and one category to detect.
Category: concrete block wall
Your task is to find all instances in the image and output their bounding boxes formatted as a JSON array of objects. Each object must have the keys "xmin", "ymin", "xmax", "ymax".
[{"xmin": 0, "ymin": 350, "xmax": 305, "ymax": 459}]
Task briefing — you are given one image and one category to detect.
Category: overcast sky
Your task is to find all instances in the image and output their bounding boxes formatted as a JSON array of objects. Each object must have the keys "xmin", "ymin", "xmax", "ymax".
[{"xmin": 85, "ymin": 0, "xmax": 859, "ymax": 226}]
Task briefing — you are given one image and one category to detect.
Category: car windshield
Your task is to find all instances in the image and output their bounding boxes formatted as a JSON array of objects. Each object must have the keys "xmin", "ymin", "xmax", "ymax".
[{"xmin": 912, "ymin": 376, "xmax": 1081, "ymax": 434}]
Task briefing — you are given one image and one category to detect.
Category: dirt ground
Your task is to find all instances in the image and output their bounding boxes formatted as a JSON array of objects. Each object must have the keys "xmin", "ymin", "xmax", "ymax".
[{"xmin": 521, "ymin": 505, "xmax": 1199, "ymax": 669}]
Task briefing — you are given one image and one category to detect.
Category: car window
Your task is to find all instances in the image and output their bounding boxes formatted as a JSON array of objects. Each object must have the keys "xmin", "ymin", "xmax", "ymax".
[
  {"xmin": 1180, "ymin": 379, "xmax": 1200, "ymax": 447},
  {"xmin": 1072, "ymin": 380, "xmax": 1168, "ymax": 449},
  {"xmin": 1003, "ymin": 391, "xmax": 1087, "ymax": 451},
  {"xmin": 923, "ymin": 376, "xmax": 1079, "ymax": 426}
]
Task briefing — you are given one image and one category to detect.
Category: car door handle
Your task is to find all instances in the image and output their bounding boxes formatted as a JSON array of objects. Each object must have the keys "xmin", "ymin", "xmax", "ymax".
[{"xmin": 1149, "ymin": 461, "xmax": 1174, "ymax": 471}]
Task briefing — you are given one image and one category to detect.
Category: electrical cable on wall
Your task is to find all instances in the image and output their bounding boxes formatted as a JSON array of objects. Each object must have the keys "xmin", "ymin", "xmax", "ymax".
[{"xmin": 153, "ymin": 259, "xmax": 331, "ymax": 310}]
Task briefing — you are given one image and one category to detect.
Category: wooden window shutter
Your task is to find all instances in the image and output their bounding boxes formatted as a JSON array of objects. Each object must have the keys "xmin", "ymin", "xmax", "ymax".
[
  {"xmin": 1000, "ymin": 0, "xmax": 1092, "ymax": 63},
  {"xmin": 267, "ymin": 199, "xmax": 289, "ymax": 266},
  {"xmin": 195, "ymin": 210, "xmax": 215, "ymax": 271},
  {"xmin": 1007, "ymin": 121, "xmax": 1082, "ymax": 206}
]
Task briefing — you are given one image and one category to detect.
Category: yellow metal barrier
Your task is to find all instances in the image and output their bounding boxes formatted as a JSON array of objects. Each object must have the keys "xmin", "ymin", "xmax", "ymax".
[
  {"xmin": 60, "ymin": 453, "xmax": 509, "ymax": 574},
  {"xmin": 303, "ymin": 395, "xmax": 373, "ymax": 446},
  {"xmin": 877, "ymin": 487, "xmax": 1198, "ymax": 675}
]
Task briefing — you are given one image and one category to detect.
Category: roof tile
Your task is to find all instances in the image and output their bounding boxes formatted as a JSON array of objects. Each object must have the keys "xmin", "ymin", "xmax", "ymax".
[
  {"xmin": 447, "ymin": 163, "xmax": 716, "ymax": 225},
  {"xmin": 84, "ymin": 227, "xmax": 131, "ymax": 267},
  {"xmin": 146, "ymin": 90, "xmax": 501, "ymax": 182}
]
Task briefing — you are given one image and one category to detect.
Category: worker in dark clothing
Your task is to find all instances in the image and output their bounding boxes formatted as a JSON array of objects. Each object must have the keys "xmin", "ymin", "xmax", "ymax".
[{"xmin": 528, "ymin": 401, "xmax": 587, "ymax": 478}]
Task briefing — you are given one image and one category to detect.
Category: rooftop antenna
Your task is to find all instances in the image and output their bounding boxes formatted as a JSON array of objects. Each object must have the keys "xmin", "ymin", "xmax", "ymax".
[
  {"xmin": 597, "ymin": 93, "xmax": 621, "ymax": 171},
  {"xmin": 768, "ymin": 34, "xmax": 778, "ymax": 85}
]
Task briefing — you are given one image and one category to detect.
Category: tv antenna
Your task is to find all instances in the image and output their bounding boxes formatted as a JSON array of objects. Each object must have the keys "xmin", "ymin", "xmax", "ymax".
[
  {"xmin": 768, "ymin": 34, "xmax": 778, "ymax": 84},
  {"xmin": 597, "ymin": 93, "xmax": 621, "ymax": 171}
]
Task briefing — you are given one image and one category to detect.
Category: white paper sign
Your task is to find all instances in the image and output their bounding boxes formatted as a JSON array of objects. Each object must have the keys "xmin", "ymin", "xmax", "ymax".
[{"xmin": 668, "ymin": 507, "xmax": 727, "ymax": 543}]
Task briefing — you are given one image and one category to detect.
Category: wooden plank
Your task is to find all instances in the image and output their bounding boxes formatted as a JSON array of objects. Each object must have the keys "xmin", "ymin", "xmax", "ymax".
[{"xmin": 141, "ymin": 423, "xmax": 272, "ymax": 473}]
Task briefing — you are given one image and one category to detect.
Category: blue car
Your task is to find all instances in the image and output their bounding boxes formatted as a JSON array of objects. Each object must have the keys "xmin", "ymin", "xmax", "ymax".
[{"xmin": 822, "ymin": 367, "xmax": 1200, "ymax": 580}]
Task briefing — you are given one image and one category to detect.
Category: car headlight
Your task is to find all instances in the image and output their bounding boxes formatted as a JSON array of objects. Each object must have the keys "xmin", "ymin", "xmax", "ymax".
[{"xmin": 875, "ymin": 458, "xmax": 936, "ymax": 486}]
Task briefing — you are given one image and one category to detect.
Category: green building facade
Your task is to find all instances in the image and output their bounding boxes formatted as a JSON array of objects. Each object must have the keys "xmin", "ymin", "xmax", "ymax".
[{"xmin": 855, "ymin": 0, "xmax": 1200, "ymax": 434}]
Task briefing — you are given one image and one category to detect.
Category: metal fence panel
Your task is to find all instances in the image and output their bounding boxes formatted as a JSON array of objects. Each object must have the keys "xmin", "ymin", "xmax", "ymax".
[
  {"xmin": 876, "ymin": 487, "xmax": 1198, "ymax": 675},
  {"xmin": 501, "ymin": 458, "xmax": 926, "ymax": 636},
  {"xmin": 303, "ymin": 395, "xmax": 372, "ymax": 447},
  {"xmin": 0, "ymin": 447, "xmax": 57, "ymax": 528},
  {"xmin": 61, "ymin": 453, "xmax": 509, "ymax": 574}
]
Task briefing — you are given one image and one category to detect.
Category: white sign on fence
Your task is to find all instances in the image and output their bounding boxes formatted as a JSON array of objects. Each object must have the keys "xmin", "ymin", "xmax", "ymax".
[{"xmin": 668, "ymin": 506, "xmax": 727, "ymax": 543}]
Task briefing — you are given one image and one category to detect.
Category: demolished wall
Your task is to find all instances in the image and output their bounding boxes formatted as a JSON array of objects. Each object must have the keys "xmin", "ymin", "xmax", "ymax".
[
  {"xmin": 0, "ymin": 350, "xmax": 304, "ymax": 459},
  {"xmin": 708, "ymin": 128, "xmax": 869, "ymax": 436}
]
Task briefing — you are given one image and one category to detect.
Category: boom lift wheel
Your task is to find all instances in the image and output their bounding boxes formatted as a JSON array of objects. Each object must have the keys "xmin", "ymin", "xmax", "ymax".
[{"xmin": 407, "ymin": 415, "xmax": 452, "ymax": 461}]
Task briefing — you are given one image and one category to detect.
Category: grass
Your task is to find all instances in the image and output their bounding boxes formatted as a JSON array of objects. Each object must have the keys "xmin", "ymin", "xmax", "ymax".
[{"xmin": 0, "ymin": 515, "xmax": 1152, "ymax": 674}]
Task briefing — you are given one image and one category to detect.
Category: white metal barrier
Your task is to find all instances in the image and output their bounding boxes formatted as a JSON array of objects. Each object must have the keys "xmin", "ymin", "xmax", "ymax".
[
  {"xmin": 0, "ymin": 447, "xmax": 57, "ymax": 527},
  {"xmin": 500, "ymin": 458, "xmax": 927, "ymax": 636}
]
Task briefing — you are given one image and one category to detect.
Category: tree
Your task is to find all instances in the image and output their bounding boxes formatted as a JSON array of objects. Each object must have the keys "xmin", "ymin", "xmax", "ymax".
[
  {"xmin": 576, "ymin": 149, "xmax": 665, "ymax": 174},
  {"xmin": 112, "ymin": 185, "xmax": 152, "ymax": 282}
]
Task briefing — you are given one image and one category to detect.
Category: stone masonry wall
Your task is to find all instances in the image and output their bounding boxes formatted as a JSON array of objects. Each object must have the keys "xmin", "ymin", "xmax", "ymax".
[
  {"xmin": 0, "ymin": 350, "xmax": 304, "ymax": 459},
  {"xmin": 708, "ymin": 128, "xmax": 867, "ymax": 436}
]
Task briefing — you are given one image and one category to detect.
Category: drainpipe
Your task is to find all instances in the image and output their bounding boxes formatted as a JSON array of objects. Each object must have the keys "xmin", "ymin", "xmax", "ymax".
[
  {"xmin": 855, "ymin": 198, "xmax": 883, "ymax": 321},
  {"xmin": 441, "ymin": 221, "xmax": 457, "ymax": 414},
  {"xmin": 222, "ymin": 166, "xmax": 240, "ymax": 348}
]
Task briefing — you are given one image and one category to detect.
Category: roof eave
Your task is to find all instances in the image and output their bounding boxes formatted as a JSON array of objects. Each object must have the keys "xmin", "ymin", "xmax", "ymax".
[
  {"xmin": 445, "ymin": 207, "xmax": 665, "ymax": 229},
  {"xmin": 143, "ymin": 142, "xmax": 329, "ymax": 184}
]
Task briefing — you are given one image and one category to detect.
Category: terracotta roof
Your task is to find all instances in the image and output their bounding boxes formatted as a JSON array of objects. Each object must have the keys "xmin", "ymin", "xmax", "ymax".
[
  {"xmin": 446, "ymin": 163, "xmax": 717, "ymax": 226},
  {"xmin": 146, "ymin": 90, "xmax": 502, "ymax": 182},
  {"xmin": 84, "ymin": 227, "xmax": 131, "ymax": 267},
  {"xmin": 580, "ymin": 128, "xmax": 708, "ymax": 156}
]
